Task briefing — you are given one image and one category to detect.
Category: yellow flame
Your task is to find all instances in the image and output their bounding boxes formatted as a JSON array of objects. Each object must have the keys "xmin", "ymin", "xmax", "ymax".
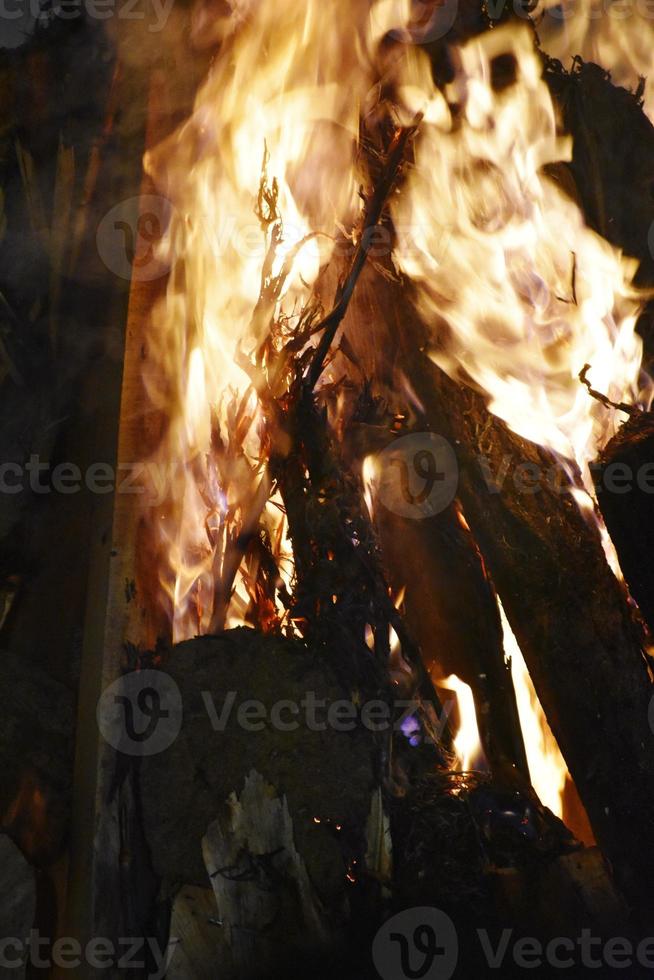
[
  {"xmin": 534, "ymin": 0, "xmax": 654, "ymax": 122},
  {"xmin": 142, "ymin": 2, "xmax": 415, "ymax": 639},
  {"xmin": 440, "ymin": 674, "xmax": 485, "ymax": 772},
  {"xmin": 139, "ymin": 5, "xmax": 645, "ymax": 848},
  {"xmin": 362, "ymin": 453, "xmax": 379, "ymax": 519},
  {"xmin": 501, "ymin": 602, "xmax": 568, "ymax": 817},
  {"xmin": 391, "ymin": 24, "xmax": 649, "ymax": 478}
]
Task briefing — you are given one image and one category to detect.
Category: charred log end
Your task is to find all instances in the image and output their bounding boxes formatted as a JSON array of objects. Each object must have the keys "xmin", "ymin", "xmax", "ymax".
[{"xmin": 140, "ymin": 629, "xmax": 387, "ymax": 978}]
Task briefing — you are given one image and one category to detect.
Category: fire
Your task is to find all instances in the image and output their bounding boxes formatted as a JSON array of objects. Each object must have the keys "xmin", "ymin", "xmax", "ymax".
[
  {"xmin": 440, "ymin": 674, "xmax": 486, "ymax": 772},
  {"xmin": 533, "ymin": 0, "xmax": 654, "ymax": 123},
  {"xmin": 143, "ymin": 1, "xmax": 407, "ymax": 640},
  {"xmin": 501, "ymin": 605, "xmax": 568, "ymax": 817},
  {"xmin": 140, "ymin": 2, "xmax": 648, "ymax": 828},
  {"xmin": 391, "ymin": 24, "xmax": 650, "ymax": 480},
  {"xmin": 145, "ymin": 8, "xmax": 649, "ymax": 632},
  {"xmin": 362, "ymin": 454, "xmax": 378, "ymax": 520},
  {"xmin": 387, "ymin": 21, "xmax": 648, "ymax": 813}
]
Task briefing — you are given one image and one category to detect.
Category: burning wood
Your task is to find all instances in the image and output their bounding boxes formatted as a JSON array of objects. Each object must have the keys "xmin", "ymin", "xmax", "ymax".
[
  {"xmin": 122, "ymin": 0, "xmax": 654, "ymax": 915},
  {"xmin": 595, "ymin": 409, "xmax": 654, "ymax": 636},
  {"xmin": 20, "ymin": 0, "xmax": 654, "ymax": 971},
  {"xmin": 398, "ymin": 341, "xmax": 654, "ymax": 910}
]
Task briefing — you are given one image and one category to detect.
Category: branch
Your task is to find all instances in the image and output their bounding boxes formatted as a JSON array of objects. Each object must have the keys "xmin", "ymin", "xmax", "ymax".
[
  {"xmin": 305, "ymin": 115, "xmax": 422, "ymax": 392},
  {"xmin": 579, "ymin": 363, "xmax": 638, "ymax": 416}
]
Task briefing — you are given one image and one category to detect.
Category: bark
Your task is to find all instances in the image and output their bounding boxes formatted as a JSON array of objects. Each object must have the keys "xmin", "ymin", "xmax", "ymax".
[
  {"xmin": 139, "ymin": 629, "xmax": 388, "ymax": 978},
  {"xmin": 335, "ymin": 263, "xmax": 654, "ymax": 912},
  {"xmin": 595, "ymin": 411, "xmax": 654, "ymax": 638},
  {"xmin": 405, "ymin": 347, "xmax": 654, "ymax": 913},
  {"xmin": 338, "ymin": 393, "xmax": 529, "ymax": 780},
  {"xmin": 373, "ymin": 501, "xmax": 530, "ymax": 781},
  {"xmin": 140, "ymin": 629, "xmax": 381, "ymax": 887}
]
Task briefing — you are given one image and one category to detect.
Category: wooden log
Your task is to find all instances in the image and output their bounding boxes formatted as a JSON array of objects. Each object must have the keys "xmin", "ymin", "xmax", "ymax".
[
  {"xmin": 545, "ymin": 60, "xmax": 654, "ymax": 288},
  {"xmin": 389, "ymin": 772, "xmax": 636, "ymax": 977},
  {"xmin": 139, "ymin": 628, "xmax": 390, "ymax": 977},
  {"xmin": 202, "ymin": 770, "xmax": 337, "ymax": 980},
  {"xmin": 404, "ymin": 347, "xmax": 654, "ymax": 914},
  {"xmin": 373, "ymin": 501, "xmax": 530, "ymax": 781},
  {"xmin": 139, "ymin": 629, "xmax": 380, "ymax": 883},
  {"xmin": 64, "ymin": 24, "xmax": 210, "ymax": 959},
  {"xmin": 167, "ymin": 886, "xmax": 223, "ymax": 980},
  {"xmin": 338, "ymin": 405, "xmax": 529, "ymax": 780},
  {"xmin": 334, "ymin": 265, "xmax": 654, "ymax": 913},
  {"xmin": 594, "ymin": 411, "xmax": 654, "ymax": 637},
  {"xmin": 544, "ymin": 59, "xmax": 654, "ymax": 372},
  {"xmin": 317, "ymin": 274, "xmax": 525, "ymax": 784}
]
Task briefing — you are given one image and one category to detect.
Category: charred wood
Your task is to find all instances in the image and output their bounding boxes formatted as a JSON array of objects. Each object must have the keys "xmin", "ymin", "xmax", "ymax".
[
  {"xmin": 595, "ymin": 410, "xmax": 654, "ymax": 638},
  {"xmin": 404, "ymin": 343, "xmax": 654, "ymax": 914},
  {"xmin": 0, "ymin": 650, "xmax": 74, "ymax": 866},
  {"xmin": 331, "ymin": 256, "xmax": 654, "ymax": 911}
]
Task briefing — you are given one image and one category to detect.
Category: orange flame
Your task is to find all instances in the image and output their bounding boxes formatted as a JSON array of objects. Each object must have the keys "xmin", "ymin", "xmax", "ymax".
[
  {"xmin": 391, "ymin": 24, "xmax": 650, "ymax": 479},
  {"xmin": 500, "ymin": 603, "xmax": 568, "ymax": 817},
  {"xmin": 440, "ymin": 674, "xmax": 486, "ymax": 772},
  {"xmin": 534, "ymin": 0, "xmax": 654, "ymax": 122},
  {"xmin": 142, "ymin": 2, "xmax": 405, "ymax": 639},
  {"xmin": 140, "ymin": 5, "xmax": 645, "ymax": 821}
]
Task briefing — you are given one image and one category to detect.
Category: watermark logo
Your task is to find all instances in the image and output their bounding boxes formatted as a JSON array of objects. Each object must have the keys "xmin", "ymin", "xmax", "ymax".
[
  {"xmin": 96, "ymin": 195, "xmax": 173, "ymax": 282},
  {"xmin": 374, "ymin": 908, "xmax": 654, "ymax": 973},
  {"xmin": 375, "ymin": 0, "xmax": 460, "ymax": 44},
  {"xmin": 375, "ymin": 433, "xmax": 458, "ymax": 519},
  {"xmin": 97, "ymin": 669, "xmax": 182, "ymax": 757},
  {"xmin": 373, "ymin": 907, "xmax": 459, "ymax": 980},
  {"xmin": 0, "ymin": 0, "xmax": 174, "ymax": 41},
  {"xmin": 0, "ymin": 930, "xmax": 177, "ymax": 979}
]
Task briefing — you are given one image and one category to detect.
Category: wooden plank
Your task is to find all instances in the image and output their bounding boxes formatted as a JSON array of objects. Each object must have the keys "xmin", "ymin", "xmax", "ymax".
[{"xmin": 63, "ymin": 29, "xmax": 208, "ymax": 964}]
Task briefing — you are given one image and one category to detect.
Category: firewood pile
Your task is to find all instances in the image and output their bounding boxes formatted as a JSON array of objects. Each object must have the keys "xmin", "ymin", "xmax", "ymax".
[
  {"xmin": 3, "ymin": 2, "xmax": 654, "ymax": 979},
  {"xmin": 126, "ymin": 16, "xmax": 654, "ymax": 974}
]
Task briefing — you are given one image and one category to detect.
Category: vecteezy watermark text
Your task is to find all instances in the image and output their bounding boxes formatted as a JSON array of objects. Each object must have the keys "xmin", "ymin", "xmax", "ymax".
[
  {"xmin": 366, "ymin": 432, "xmax": 654, "ymax": 520},
  {"xmin": 4, "ymin": 443, "xmax": 654, "ymax": 514},
  {"xmin": 0, "ymin": 0, "xmax": 174, "ymax": 31},
  {"xmin": 96, "ymin": 669, "xmax": 454, "ymax": 756},
  {"xmin": 373, "ymin": 907, "xmax": 654, "ymax": 978},
  {"xmin": 95, "ymin": 193, "xmax": 452, "ymax": 283},
  {"xmin": 0, "ymin": 931, "xmax": 178, "ymax": 979},
  {"xmin": 0, "ymin": 455, "xmax": 167, "ymax": 501}
]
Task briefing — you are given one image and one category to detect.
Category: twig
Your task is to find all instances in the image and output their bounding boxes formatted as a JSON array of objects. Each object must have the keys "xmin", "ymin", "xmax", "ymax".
[
  {"xmin": 579, "ymin": 363, "xmax": 638, "ymax": 416},
  {"xmin": 209, "ymin": 467, "xmax": 272, "ymax": 634},
  {"xmin": 555, "ymin": 252, "xmax": 577, "ymax": 305},
  {"xmin": 210, "ymin": 116, "xmax": 422, "ymax": 633},
  {"xmin": 305, "ymin": 115, "xmax": 423, "ymax": 392}
]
